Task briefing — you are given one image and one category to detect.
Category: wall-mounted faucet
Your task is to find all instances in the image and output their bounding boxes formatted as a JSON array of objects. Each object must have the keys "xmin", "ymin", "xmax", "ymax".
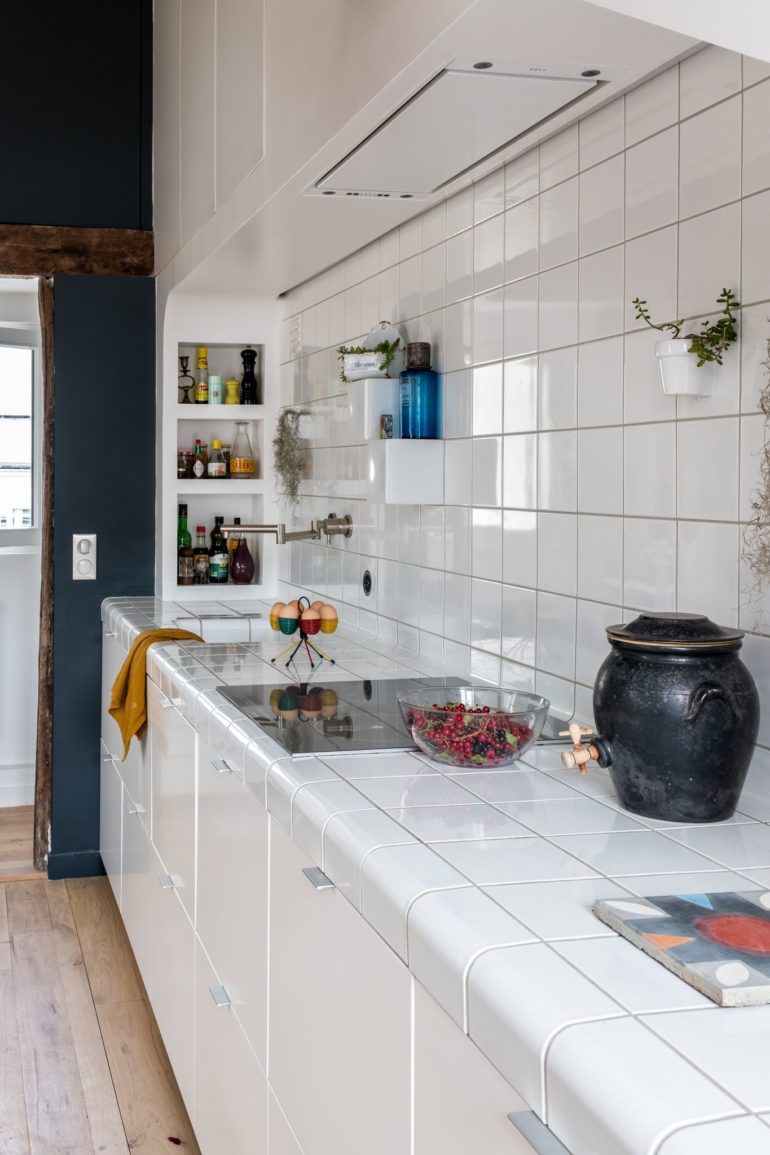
[{"xmin": 219, "ymin": 513, "xmax": 353, "ymax": 545}]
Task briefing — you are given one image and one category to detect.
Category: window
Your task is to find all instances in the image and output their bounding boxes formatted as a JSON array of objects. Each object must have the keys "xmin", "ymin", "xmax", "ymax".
[{"xmin": 0, "ymin": 344, "xmax": 34, "ymax": 528}]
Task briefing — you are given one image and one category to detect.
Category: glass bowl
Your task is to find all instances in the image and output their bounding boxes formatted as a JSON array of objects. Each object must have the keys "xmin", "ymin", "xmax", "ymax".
[{"xmin": 397, "ymin": 686, "xmax": 550, "ymax": 768}]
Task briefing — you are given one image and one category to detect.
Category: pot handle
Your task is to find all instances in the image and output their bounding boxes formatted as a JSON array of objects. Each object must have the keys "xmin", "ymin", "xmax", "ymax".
[{"xmin": 684, "ymin": 682, "xmax": 738, "ymax": 723}]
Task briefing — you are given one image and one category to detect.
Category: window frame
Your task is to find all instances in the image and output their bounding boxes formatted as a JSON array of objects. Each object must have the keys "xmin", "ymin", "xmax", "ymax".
[{"xmin": 0, "ymin": 325, "xmax": 42, "ymax": 547}]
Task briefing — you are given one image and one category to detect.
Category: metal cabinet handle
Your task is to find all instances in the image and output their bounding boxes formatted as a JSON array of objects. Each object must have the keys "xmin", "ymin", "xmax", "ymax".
[
  {"xmin": 211, "ymin": 758, "xmax": 232, "ymax": 774},
  {"xmin": 159, "ymin": 874, "xmax": 175, "ymax": 890},
  {"xmin": 104, "ymin": 631, "xmax": 117, "ymax": 637},
  {"xmin": 302, "ymin": 867, "xmax": 334, "ymax": 890},
  {"xmin": 127, "ymin": 804, "xmax": 145, "ymax": 816},
  {"xmin": 209, "ymin": 985, "xmax": 232, "ymax": 1008},
  {"xmin": 103, "ymin": 755, "xmax": 117, "ymax": 765},
  {"xmin": 160, "ymin": 698, "xmax": 174, "ymax": 709},
  {"xmin": 508, "ymin": 1112, "xmax": 571, "ymax": 1154},
  {"xmin": 170, "ymin": 697, "xmax": 183, "ymax": 707}
]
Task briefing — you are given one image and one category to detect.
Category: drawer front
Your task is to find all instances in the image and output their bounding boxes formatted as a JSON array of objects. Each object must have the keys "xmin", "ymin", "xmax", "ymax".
[
  {"xmin": 148, "ymin": 679, "xmax": 196, "ymax": 921},
  {"xmin": 197, "ymin": 738, "xmax": 268, "ymax": 1067},
  {"xmin": 121, "ymin": 788, "xmax": 153, "ymax": 989},
  {"xmin": 99, "ymin": 742, "xmax": 122, "ymax": 909},
  {"xmin": 149, "ymin": 880, "xmax": 196, "ymax": 1115},
  {"xmin": 101, "ymin": 629, "xmax": 125, "ymax": 761},
  {"xmin": 194, "ymin": 940, "xmax": 268, "ymax": 1154}
]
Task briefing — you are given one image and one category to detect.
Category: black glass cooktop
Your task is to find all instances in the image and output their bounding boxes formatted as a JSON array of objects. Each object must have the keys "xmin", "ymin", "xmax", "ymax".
[{"xmin": 218, "ymin": 677, "xmax": 569, "ymax": 758}]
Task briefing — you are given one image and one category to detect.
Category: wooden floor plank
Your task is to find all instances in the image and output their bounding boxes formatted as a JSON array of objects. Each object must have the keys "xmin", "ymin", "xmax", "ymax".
[
  {"xmin": 46, "ymin": 880, "xmax": 83, "ymax": 968},
  {"xmin": 0, "ymin": 967, "xmax": 31, "ymax": 1155},
  {"xmin": 66, "ymin": 877, "xmax": 143, "ymax": 1005},
  {"xmin": 6, "ymin": 881, "xmax": 52, "ymax": 936},
  {"xmin": 58, "ymin": 953, "xmax": 131, "ymax": 1155},
  {"xmin": 0, "ymin": 807, "xmax": 44, "ymax": 882},
  {"xmin": 0, "ymin": 884, "xmax": 8, "ymax": 942},
  {"xmin": 97, "ymin": 999, "xmax": 201, "ymax": 1155},
  {"xmin": 12, "ymin": 929, "xmax": 94, "ymax": 1155}
]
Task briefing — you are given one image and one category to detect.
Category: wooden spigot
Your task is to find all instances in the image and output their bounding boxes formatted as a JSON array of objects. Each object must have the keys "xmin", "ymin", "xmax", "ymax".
[{"xmin": 559, "ymin": 724, "xmax": 600, "ymax": 774}]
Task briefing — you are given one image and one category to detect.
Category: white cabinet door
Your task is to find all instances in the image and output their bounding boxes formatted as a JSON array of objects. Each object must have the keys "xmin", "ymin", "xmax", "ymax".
[
  {"xmin": 197, "ymin": 737, "xmax": 268, "ymax": 1067},
  {"xmin": 414, "ymin": 984, "xmax": 536, "ymax": 1155},
  {"xmin": 99, "ymin": 742, "xmax": 122, "ymax": 909},
  {"xmin": 149, "ymin": 679, "xmax": 196, "ymax": 921},
  {"xmin": 101, "ymin": 629, "xmax": 150, "ymax": 811},
  {"xmin": 149, "ymin": 877, "xmax": 196, "ymax": 1115},
  {"xmin": 121, "ymin": 787, "xmax": 154, "ymax": 990},
  {"xmin": 269, "ymin": 820, "xmax": 411, "ymax": 1155},
  {"xmin": 193, "ymin": 940, "xmax": 268, "ymax": 1155}
]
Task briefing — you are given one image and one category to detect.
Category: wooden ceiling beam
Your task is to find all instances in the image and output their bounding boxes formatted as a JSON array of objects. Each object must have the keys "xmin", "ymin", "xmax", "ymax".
[{"xmin": 0, "ymin": 223, "xmax": 153, "ymax": 277}]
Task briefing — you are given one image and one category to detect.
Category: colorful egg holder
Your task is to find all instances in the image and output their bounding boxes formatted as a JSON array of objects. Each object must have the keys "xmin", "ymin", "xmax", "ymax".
[{"xmin": 269, "ymin": 595, "xmax": 339, "ymax": 671}]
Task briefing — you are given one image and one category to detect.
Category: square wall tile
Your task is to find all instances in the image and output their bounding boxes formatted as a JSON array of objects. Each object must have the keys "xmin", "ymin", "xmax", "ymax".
[
  {"xmin": 471, "ymin": 578, "xmax": 503, "ymax": 654},
  {"xmin": 740, "ymin": 412, "xmax": 766, "ymax": 521},
  {"xmin": 422, "ymin": 201, "xmax": 446, "ymax": 249},
  {"xmin": 623, "ymin": 327, "xmax": 677, "ymax": 425},
  {"xmin": 539, "ymin": 263, "xmax": 578, "ymax": 351},
  {"xmin": 474, "ymin": 169, "xmax": 505, "ymax": 223},
  {"xmin": 625, "ymin": 127, "xmax": 678, "ymax": 238},
  {"xmin": 625, "ymin": 67, "xmax": 679, "ymax": 147},
  {"xmin": 446, "ymin": 186, "xmax": 473, "ymax": 236},
  {"xmin": 399, "ymin": 254, "xmax": 421, "ymax": 319},
  {"xmin": 421, "ymin": 505, "xmax": 445, "ymax": 570},
  {"xmin": 579, "ymin": 156, "xmax": 624, "ymax": 255},
  {"xmin": 503, "ymin": 276, "xmax": 538, "ymax": 358},
  {"xmin": 399, "ymin": 216, "xmax": 422, "ymax": 260},
  {"xmin": 443, "ymin": 368, "xmax": 473, "ymax": 438},
  {"xmin": 536, "ymin": 591, "xmax": 577, "ymax": 680},
  {"xmin": 505, "ymin": 151, "xmax": 539, "ymax": 206},
  {"xmin": 677, "ymin": 520, "xmax": 739, "ymax": 625},
  {"xmin": 540, "ymin": 125, "xmax": 578, "ymax": 190},
  {"xmin": 578, "ymin": 336, "xmax": 623, "ymax": 426},
  {"xmin": 419, "ymin": 567, "xmax": 445, "ymax": 635},
  {"xmin": 504, "ymin": 199, "xmax": 539, "ymax": 282},
  {"xmin": 577, "ymin": 514, "xmax": 623, "ymax": 605},
  {"xmin": 625, "ymin": 225, "xmax": 677, "ymax": 334},
  {"xmin": 445, "ymin": 505, "xmax": 472, "ymax": 573},
  {"xmin": 743, "ymin": 79, "xmax": 770, "ymax": 196},
  {"xmin": 677, "ymin": 416, "xmax": 739, "ymax": 521},
  {"xmin": 503, "ymin": 355, "xmax": 538, "ymax": 434},
  {"xmin": 444, "ymin": 572, "xmax": 471, "ymax": 643},
  {"xmin": 742, "ymin": 189, "xmax": 770, "ymax": 306},
  {"xmin": 575, "ymin": 599, "xmax": 620, "ymax": 686},
  {"xmin": 537, "ymin": 511, "xmax": 577, "ymax": 597},
  {"xmin": 624, "ymin": 423, "xmax": 676, "ymax": 518},
  {"xmin": 444, "ymin": 299, "xmax": 473, "ymax": 371},
  {"xmin": 744, "ymin": 633, "xmax": 770, "ymax": 746},
  {"xmin": 503, "ymin": 433, "xmax": 537, "ymax": 510},
  {"xmin": 502, "ymin": 510, "xmax": 538, "ymax": 589},
  {"xmin": 579, "ymin": 246, "xmax": 624, "ymax": 342},
  {"xmin": 539, "ymin": 346, "xmax": 577, "ymax": 430},
  {"xmin": 539, "ymin": 177, "xmax": 578, "ymax": 270},
  {"xmin": 538, "ymin": 429, "xmax": 577, "ymax": 513},
  {"xmin": 679, "ymin": 96, "xmax": 741, "ymax": 219},
  {"xmin": 578, "ymin": 427, "xmax": 623, "ymax": 516},
  {"xmin": 679, "ymin": 202, "xmax": 740, "ymax": 319},
  {"xmin": 680, "ymin": 44, "xmax": 742, "ymax": 118},
  {"xmin": 420, "ymin": 242, "xmax": 446, "ymax": 313},
  {"xmin": 579, "ymin": 98, "xmax": 625, "ymax": 168},
  {"xmin": 744, "ymin": 55, "xmax": 770, "ymax": 86},
  {"xmin": 473, "ymin": 288, "xmax": 504, "ymax": 365},
  {"xmin": 623, "ymin": 517, "xmax": 677, "ymax": 612}
]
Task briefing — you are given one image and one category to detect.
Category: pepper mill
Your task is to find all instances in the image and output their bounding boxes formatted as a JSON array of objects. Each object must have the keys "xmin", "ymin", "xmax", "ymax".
[{"xmin": 240, "ymin": 347, "xmax": 260, "ymax": 405}]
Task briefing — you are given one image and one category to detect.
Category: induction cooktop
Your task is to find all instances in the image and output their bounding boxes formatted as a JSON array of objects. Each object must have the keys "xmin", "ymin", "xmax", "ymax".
[{"xmin": 217, "ymin": 677, "xmax": 570, "ymax": 758}]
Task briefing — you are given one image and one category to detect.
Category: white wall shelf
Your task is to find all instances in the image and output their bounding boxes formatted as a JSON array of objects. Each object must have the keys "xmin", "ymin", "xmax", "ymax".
[
  {"xmin": 365, "ymin": 439, "xmax": 444, "ymax": 504},
  {"xmin": 177, "ymin": 479, "xmax": 265, "ymax": 496},
  {"xmin": 175, "ymin": 403, "xmax": 266, "ymax": 420}
]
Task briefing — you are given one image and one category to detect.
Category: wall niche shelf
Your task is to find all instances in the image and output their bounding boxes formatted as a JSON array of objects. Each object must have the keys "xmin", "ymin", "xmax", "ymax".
[
  {"xmin": 365, "ymin": 439, "xmax": 444, "ymax": 504},
  {"xmin": 175, "ymin": 403, "xmax": 266, "ymax": 420},
  {"xmin": 176, "ymin": 479, "xmax": 265, "ymax": 496}
]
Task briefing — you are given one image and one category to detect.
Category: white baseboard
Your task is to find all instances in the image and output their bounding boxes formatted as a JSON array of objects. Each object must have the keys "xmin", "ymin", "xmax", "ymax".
[{"xmin": 0, "ymin": 764, "xmax": 34, "ymax": 808}]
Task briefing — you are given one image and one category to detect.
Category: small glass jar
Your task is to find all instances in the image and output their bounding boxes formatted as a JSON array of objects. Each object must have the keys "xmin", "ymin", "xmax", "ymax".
[{"xmin": 230, "ymin": 422, "xmax": 255, "ymax": 476}]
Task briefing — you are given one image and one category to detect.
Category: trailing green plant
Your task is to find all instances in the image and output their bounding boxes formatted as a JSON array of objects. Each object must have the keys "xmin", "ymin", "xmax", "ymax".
[
  {"xmin": 272, "ymin": 408, "xmax": 305, "ymax": 506},
  {"xmin": 337, "ymin": 337, "xmax": 400, "ymax": 383},
  {"xmin": 632, "ymin": 288, "xmax": 739, "ymax": 366},
  {"xmin": 744, "ymin": 330, "xmax": 770, "ymax": 582}
]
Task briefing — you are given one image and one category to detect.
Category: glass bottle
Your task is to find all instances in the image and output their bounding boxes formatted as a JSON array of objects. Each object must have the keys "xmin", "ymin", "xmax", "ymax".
[
  {"xmin": 192, "ymin": 439, "xmax": 208, "ymax": 479},
  {"xmin": 231, "ymin": 532, "xmax": 255, "ymax": 585},
  {"xmin": 400, "ymin": 341, "xmax": 439, "ymax": 439},
  {"xmin": 194, "ymin": 346, "xmax": 209, "ymax": 404},
  {"xmin": 227, "ymin": 516, "xmax": 241, "ymax": 571},
  {"xmin": 209, "ymin": 516, "xmax": 229, "ymax": 584},
  {"xmin": 230, "ymin": 422, "xmax": 255, "ymax": 477},
  {"xmin": 207, "ymin": 439, "xmax": 227, "ymax": 478},
  {"xmin": 239, "ymin": 347, "xmax": 260, "ymax": 405},
  {"xmin": 177, "ymin": 503, "xmax": 193, "ymax": 585},
  {"xmin": 192, "ymin": 526, "xmax": 210, "ymax": 584}
]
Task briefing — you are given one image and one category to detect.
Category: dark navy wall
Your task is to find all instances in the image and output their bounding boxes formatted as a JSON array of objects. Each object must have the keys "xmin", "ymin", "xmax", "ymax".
[
  {"xmin": 0, "ymin": 1, "xmax": 154, "ymax": 877},
  {"xmin": 50, "ymin": 277, "xmax": 155, "ymax": 878}
]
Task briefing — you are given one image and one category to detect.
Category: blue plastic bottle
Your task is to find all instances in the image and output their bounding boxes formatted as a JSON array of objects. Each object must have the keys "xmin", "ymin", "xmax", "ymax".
[{"xmin": 400, "ymin": 341, "xmax": 439, "ymax": 439}]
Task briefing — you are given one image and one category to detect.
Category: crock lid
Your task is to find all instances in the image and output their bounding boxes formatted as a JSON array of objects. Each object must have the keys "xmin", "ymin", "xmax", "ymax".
[{"xmin": 606, "ymin": 612, "xmax": 744, "ymax": 651}]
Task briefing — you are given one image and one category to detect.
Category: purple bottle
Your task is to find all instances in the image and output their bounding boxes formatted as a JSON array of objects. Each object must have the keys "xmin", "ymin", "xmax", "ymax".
[{"xmin": 231, "ymin": 534, "xmax": 256, "ymax": 584}]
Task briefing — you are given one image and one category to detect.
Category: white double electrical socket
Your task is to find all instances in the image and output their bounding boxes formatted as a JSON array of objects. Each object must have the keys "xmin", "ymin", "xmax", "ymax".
[{"xmin": 72, "ymin": 533, "xmax": 97, "ymax": 580}]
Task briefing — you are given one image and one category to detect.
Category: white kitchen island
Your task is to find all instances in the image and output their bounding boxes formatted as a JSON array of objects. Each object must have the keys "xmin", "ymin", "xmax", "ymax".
[{"xmin": 100, "ymin": 596, "xmax": 770, "ymax": 1155}]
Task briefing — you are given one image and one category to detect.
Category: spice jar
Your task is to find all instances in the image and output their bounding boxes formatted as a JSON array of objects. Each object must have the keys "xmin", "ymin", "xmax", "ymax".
[
  {"xmin": 177, "ymin": 449, "xmax": 194, "ymax": 479},
  {"xmin": 230, "ymin": 422, "xmax": 255, "ymax": 477}
]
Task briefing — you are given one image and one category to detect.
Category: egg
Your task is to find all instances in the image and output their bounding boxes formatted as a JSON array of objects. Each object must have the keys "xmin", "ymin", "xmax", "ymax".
[
  {"xmin": 271, "ymin": 602, "xmax": 285, "ymax": 618},
  {"xmin": 287, "ymin": 599, "xmax": 300, "ymax": 609},
  {"xmin": 300, "ymin": 608, "xmax": 320, "ymax": 622},
  {"xmin": 310, "ymin": 600, "xmax": 325, "ymax": 611},
  {"xmin": 269, "ymin": 687, "xmax": 283, "ymax": 716},
  {"xmin": 318, "ymin": 604, "xmax": 338, "ymax": 620},
  {"xmin": 279, "ymin": 603, "xmax": 299, "ymax": 619}
]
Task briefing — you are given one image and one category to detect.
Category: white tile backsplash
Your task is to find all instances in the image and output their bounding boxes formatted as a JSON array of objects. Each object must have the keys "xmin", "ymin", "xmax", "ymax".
[{"xmin": 281, "ymin": 48, "xmax": 770, "ymax": 738}]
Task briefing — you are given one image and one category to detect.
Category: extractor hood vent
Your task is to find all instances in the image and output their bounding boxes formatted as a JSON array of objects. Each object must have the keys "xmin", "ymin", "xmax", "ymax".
[{"xmin": 309, "ymin": 59, "xmax": 600, "ymax": 200}]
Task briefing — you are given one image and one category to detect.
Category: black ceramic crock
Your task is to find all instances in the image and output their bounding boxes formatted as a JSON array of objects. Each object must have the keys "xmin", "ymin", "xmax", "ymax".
[{"xmin": 589, "ymin": 612, "xmax": 760, "ymax": 823}]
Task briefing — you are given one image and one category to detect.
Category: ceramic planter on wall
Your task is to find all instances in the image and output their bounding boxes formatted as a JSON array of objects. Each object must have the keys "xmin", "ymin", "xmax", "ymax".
[{"xmin": 655, "ymin": 338, "xmax": 712, "ymax": 397}]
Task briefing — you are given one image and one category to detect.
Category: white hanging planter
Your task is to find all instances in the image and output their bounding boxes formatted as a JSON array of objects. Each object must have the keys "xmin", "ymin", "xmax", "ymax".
[{"xmin": 655, "ymin": 338, "xmax": 712, "ymax": 397}]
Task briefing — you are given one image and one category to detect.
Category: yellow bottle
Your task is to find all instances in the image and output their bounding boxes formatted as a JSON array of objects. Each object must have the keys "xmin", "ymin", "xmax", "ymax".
[{"xmin": 194, "ymin": 346, "xmax": 209, "ymax": 404}]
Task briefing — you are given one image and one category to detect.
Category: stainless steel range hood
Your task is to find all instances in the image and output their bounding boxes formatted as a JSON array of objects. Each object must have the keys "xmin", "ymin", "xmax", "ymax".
[{"xmin": 309, "ymin": 59, "xmax": 600, "ymax": 200}]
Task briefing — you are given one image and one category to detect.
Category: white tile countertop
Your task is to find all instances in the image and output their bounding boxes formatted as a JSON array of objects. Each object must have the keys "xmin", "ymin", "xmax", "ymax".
[{"xmin": 103, "ymin": 596, "xmax": 770, "ymax": 1155}]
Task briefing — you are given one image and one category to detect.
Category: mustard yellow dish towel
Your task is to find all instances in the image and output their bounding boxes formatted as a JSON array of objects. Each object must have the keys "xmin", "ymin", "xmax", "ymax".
[{"xmin": 109, "ymin": 628, "xmax": 202, "ymax": 759}]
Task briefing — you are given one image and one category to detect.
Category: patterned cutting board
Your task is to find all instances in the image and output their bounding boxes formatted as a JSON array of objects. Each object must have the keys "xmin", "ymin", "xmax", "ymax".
[{"xmin": 593, "ymin": 891, "xmax": 770, "ymax": 1006}]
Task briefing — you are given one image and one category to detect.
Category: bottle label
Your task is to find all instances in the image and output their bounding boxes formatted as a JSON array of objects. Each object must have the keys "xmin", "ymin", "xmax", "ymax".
[
  {"xmin": 209, "ymin": 552, "xmax": 229, "ymax": 582},
  {"xmin": 192, "ymin": 458, "xmax": 205, "ymax": 478},
  {"xmin": 230, "ymin": 457, "xmax": 254, "ymax": 476},
  {"xmin": 194, "ymin": 385, "xmax": 208, "ymax": 403},
  {"xmin": 207, "ymin": 461, "xmax": 226, "ymax": 478}
]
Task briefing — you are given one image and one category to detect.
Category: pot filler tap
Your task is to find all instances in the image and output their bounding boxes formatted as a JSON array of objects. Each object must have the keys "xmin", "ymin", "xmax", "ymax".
[{"xmin": 219, "ymin": 513, "xmax": 353, "ymax": 545}]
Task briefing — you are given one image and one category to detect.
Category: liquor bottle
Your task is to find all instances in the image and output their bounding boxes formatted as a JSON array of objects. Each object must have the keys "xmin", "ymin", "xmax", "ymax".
[
  {"xmin": 209, "ymin": 516, "xmax": 229, "ymax": 584},
  {"xmin": 177, "ymin": 503, "xmax": 193, "ymax": 585},
  {"xmin": 400, "ymin": 341, "xmax": 439, "ymax": 439},
  {"xmin": 194, "ymin": 346, "xmax": 209, "ymax": 404},
  {"xmin": 227, "ymin": 517, "xmax": 241, "ymax": 571},
  {"xmin": 239, "ymin": 346, "xmax": 260, "ymax": 404},
  {"xmin": 207, "ymin": 439, "xmax": 227, "ymax": 478},
  {"xmin": 192, "ymin": 526, "xmax": 210, "ymax": 584},
  {"xmin": 231, "ymin": 532, "xmax": 255, "ymax": 585}
]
